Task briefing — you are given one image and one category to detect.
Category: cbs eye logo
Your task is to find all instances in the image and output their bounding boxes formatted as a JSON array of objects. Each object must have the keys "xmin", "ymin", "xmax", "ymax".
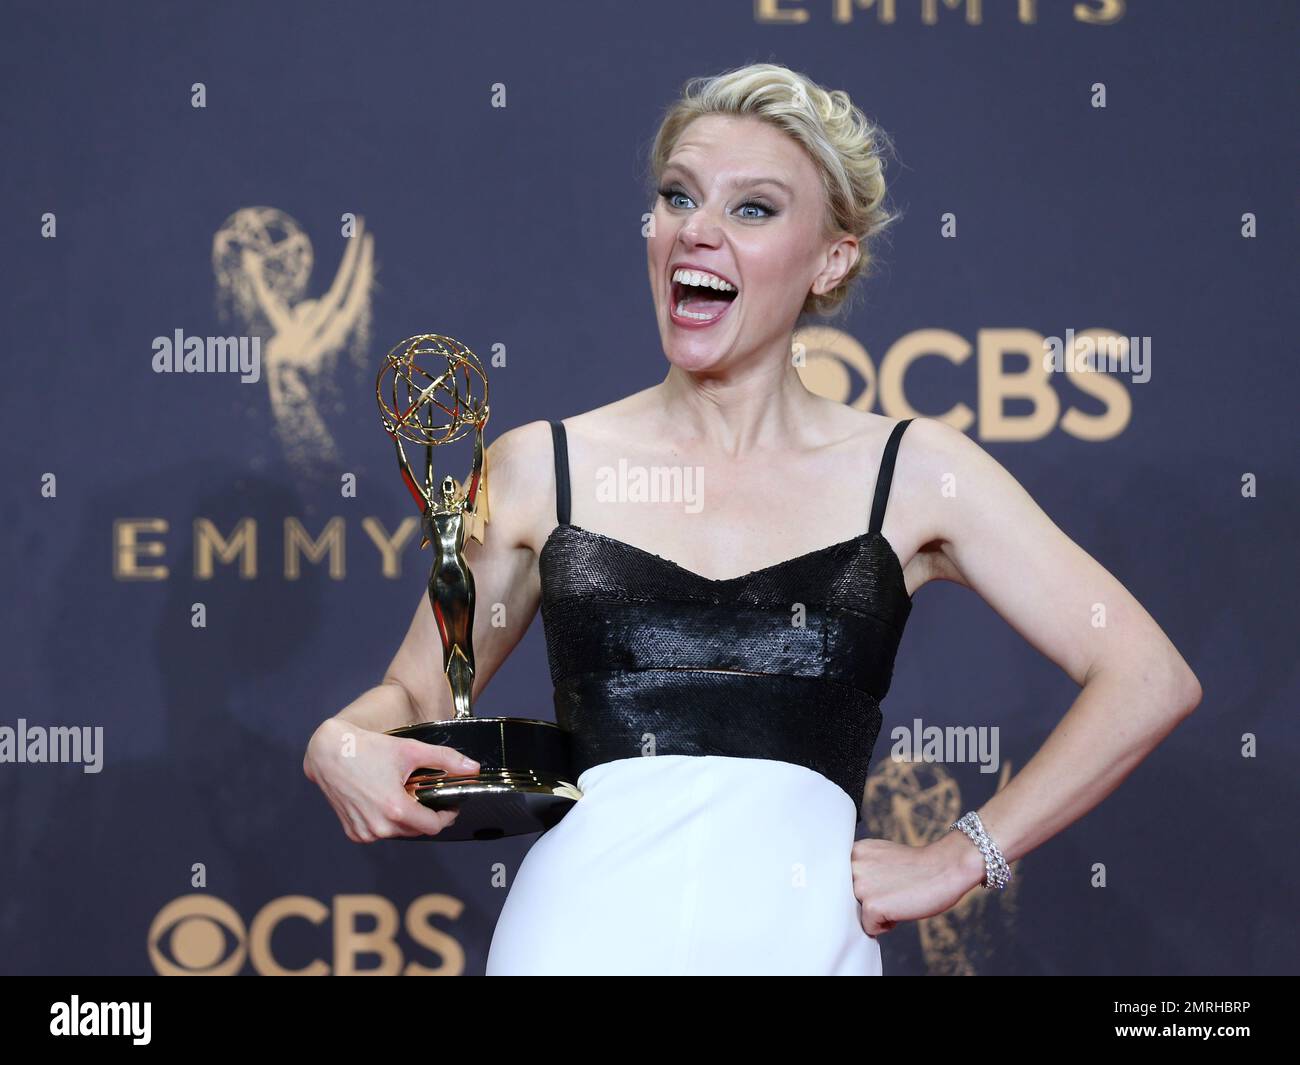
[
  {"xmin": 793, "ymin": 326, "xmax": 878, "ymax": 409},
  {"xmin": 148, "ymin": 896, "xmax": 246, "ymax": 976}
]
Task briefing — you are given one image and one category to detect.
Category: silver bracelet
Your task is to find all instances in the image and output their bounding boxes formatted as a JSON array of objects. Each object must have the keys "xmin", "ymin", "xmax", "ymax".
[{"xmin": 949, "ymin": 811, "xmax": 1012, "ymax": 890}]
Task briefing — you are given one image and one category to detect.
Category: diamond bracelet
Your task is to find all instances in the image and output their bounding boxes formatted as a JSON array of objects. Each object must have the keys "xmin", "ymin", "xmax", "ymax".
[{"xmin": 949, "ymin": 811, "xmax": 1012, "ymax": 890}]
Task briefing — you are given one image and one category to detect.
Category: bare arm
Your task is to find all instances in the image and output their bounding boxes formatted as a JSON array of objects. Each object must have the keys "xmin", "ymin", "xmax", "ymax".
[
  {"xmin": 854, "ymin": 416, "xmax": 1203, "ymax": 930},
  {"xmin": 903, "ymin": 417, "xmax": 1203, "ymax": 887},
  {"xmin": 332, "ymin": 420, "xmax": 552, "ymax": 732},
  {"xmin": 303, "ymin": 420, "xmax": 555, "ymax": 842}
]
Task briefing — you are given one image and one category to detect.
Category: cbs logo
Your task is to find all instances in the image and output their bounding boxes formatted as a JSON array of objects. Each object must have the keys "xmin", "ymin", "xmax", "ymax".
[
  {"xmin": 148, "ymin": 894, "xmax": 466, "ymax": 975},
  {"xmin": 794, "ymin": 325, "xmax": 1134, "ymax": 441}
]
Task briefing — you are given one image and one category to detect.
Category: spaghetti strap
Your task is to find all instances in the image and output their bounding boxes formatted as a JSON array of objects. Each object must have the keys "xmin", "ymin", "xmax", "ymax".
[
  {"xmin": 868, "ymin": 418, "xmax": 914, "ymax": 536},
  {"xmin": 549, "ymin": 419, "xmax": 571, "ymax": 525}
]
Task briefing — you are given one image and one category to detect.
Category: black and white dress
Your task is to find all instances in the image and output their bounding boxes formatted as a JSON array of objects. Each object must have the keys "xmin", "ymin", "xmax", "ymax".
[{"xmin": 486, "ymin": 418, "xmax": 916, "ymax": 975}]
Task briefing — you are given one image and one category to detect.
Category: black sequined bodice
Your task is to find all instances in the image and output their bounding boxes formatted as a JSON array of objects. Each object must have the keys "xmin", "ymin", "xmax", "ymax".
[{"xmin": 538, "ymin": 419, "xmax": 915, "ymax": 808}]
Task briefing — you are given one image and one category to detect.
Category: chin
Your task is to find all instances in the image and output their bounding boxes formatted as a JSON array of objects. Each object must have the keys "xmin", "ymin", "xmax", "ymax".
[
  {"xmin": 657, "ymin": 319, "xmax": 735, "ymax": 374},
  {"xmin": 661, "ymin": 340, "xmax": 731, "ymax": 374}
]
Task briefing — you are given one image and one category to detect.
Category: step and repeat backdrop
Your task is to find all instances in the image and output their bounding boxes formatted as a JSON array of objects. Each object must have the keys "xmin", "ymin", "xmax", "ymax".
[{"xmin": 1, "ymin": 0, "xmax": 1295, "ymax": 975}]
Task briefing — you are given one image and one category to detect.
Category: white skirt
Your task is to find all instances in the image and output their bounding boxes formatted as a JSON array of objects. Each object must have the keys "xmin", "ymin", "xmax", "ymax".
[{"xmin": 485, "ymin": 754, "xmax": 882, "ymax": 976}]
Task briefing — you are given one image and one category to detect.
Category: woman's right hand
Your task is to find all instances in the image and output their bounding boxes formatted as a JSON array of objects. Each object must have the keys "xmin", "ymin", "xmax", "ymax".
[{"xmin": 304, "ymin": 716, "xmax": 479, "ymax": 842}]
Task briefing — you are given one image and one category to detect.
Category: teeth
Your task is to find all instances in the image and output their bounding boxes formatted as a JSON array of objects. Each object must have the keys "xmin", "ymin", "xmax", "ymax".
[
  {"xmin": 675, "ymin": 299, "xmax": 726, "ymax": 321},
  {"xmin": 671, "ymin": 268, "xmax": 737, "ymax": 293}
]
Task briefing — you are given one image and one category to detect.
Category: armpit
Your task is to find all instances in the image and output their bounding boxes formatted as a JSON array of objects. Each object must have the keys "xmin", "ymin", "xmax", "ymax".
[{"xmin": 919, "ymin": 540, "xmax": 969, "ymax": 590}]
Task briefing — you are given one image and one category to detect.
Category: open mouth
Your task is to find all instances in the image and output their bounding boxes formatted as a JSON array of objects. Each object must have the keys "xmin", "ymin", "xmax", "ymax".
[{"xmin": 670, "ymin": 271, "xmax": 739, "ymax": 325}]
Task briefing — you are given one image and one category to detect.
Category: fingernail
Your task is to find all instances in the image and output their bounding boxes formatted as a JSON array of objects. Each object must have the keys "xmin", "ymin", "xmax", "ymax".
[{"xmin": 461, "ymin": 756, "xmax": 478, "ymax": 769}]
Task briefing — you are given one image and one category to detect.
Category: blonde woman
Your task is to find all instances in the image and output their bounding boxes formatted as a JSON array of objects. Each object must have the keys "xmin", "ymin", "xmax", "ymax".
[{"xmin": 304, "ymin": 62, "xmax": 1201, "ymax": 975}]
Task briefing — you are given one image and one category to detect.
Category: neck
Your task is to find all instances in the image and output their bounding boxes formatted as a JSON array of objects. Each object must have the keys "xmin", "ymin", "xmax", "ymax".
[{"xmin": 655, "ymin": 343, "xmax": 820, "ymax": 457}]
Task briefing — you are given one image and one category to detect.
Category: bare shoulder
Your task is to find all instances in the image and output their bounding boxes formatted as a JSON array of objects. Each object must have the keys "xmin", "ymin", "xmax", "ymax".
[
  {"xmin": 483, "ymin": 419, "xmax": 558, "ymax": 552},
  {"xmin": 869, "ymin": 414, "xmax": 997, "ymax": 591},
  {"xmin": 894, "ymin": 414, "xmax": 1028, "ymax": 536},
  {"xmin": 559, "ymin": 385, "xmax": 661, "ymax": 447},
  {"xmin": 485, "ymin": 389, "xmax": 661, "ymax": 553},
  {"xmin": 818, "ymin": 402, "xmax": 956, "ymax": 467},
  {"xmin": 888, "ymin": 415, "xmax": 1051, "ymax": 589},
  {"xmin": 894, "ymin": 413, "xmax": 986, "ymax": 491}
]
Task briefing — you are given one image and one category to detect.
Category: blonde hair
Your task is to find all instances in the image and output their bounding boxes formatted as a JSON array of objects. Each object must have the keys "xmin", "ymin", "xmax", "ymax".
[{"xmin": 646, "ymin": 62, "xmax": 900, "ymax": 320}]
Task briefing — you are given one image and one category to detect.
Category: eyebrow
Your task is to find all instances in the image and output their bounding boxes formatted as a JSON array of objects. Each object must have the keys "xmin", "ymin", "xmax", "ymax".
[{"xmin": 662, "ymin": 162, "xmax": 794, "ymax": 197}]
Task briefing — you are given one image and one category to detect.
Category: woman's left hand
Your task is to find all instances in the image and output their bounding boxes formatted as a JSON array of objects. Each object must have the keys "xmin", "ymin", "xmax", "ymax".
[{"xmin": 850, "ymin": 833, "xmax": 985, "ymax": 936}]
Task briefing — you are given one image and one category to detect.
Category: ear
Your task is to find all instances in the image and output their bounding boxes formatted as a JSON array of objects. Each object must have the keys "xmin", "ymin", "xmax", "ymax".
[{"xmin": 810, "ymin": 233, "xmax": 860, "ymax": 295}]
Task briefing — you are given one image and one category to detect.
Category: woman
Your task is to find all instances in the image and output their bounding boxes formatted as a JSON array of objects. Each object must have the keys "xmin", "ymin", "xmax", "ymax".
[{"xmin": 304, "ymin": 62, "xmax": 1201, "ymax": 975}]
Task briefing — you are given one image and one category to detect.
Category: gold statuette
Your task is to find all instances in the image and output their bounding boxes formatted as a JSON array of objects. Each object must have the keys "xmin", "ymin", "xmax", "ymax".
[{"xmin": 376, "ymin": 333, "xmax": 581, "ymax": 842}]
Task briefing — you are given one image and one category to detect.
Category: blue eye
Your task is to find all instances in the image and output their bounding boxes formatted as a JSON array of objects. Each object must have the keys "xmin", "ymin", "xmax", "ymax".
[
  {"xmin": 659, "ymin": 186, "xmax": 695, "ymax": 210},
  {"xmin": 658, "ymin": 185, "xmax": 778, "ymax": 219}
]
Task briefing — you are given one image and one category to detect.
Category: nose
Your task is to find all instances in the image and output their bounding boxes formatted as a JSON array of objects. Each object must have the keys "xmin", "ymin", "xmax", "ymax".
[{"xmin": 676, "ymin": 203, "xmax": 723, "ymax": 248}]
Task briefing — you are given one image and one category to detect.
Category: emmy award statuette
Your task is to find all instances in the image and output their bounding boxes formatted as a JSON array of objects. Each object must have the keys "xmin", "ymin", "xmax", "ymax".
[{"xmin": 376, "ymin": 333, "xmax": 581, "ymax": 841}]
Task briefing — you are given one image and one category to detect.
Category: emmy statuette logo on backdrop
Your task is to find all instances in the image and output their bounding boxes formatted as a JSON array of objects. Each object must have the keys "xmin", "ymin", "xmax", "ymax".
[{"xmin": 375, "ymin": 334, "xmax": 581, "ymax": 842}]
